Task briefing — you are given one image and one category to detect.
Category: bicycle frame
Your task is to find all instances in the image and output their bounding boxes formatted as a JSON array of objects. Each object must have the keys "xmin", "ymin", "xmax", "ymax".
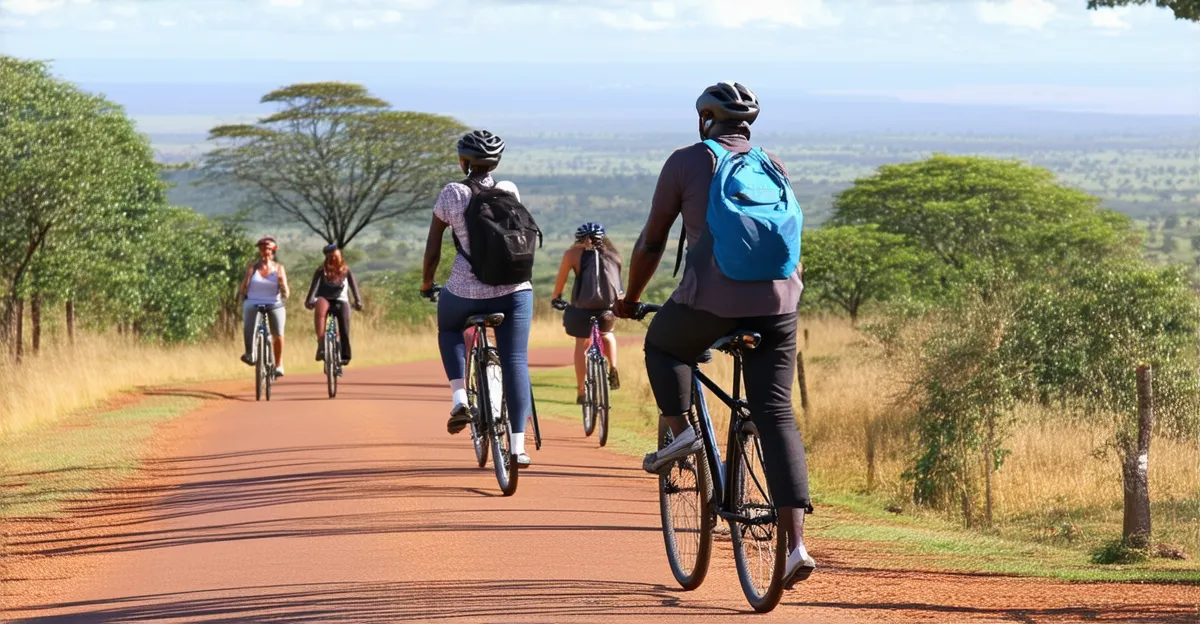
[
  {"xmin": 588, "ymin": 316, "xmax": 606, "ymax": 361},
  {"xmin": 255, "ymin": 308, "xmax": 273, "ymax": 363},
  {"xmin": 689, "ymin": 352, "xmax": 772, "ymax": 527}
]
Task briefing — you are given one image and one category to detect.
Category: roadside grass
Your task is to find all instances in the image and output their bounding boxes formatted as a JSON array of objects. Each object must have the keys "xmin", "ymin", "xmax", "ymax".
[
  {"xmin": 530, "ymin": 333, "xmax": 1200, "ymax": 584},
  {"xmin": 1, "ymin": 396, "xmax": 203, "ymax": 519}
]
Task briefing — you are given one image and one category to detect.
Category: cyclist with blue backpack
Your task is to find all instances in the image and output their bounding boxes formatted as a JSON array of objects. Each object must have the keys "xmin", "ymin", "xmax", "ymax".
[{"xmin": 615, "ymin": 82, "xmax": 815, "ymax": 587}]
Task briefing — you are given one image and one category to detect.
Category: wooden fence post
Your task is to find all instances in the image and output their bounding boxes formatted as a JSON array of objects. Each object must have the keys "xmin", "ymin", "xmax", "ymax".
[
  {"xmin": 1122, "ymin": 364, "xmax": 1154, "ymax": 548},
  {"xmin": 796, "ymin": 350, "xmax": 810, "ymax": 430}
]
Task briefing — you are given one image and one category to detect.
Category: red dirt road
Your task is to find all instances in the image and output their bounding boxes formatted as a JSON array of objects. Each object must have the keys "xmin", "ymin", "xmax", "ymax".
[{"xmin": 3, "ymin": 350, "xmax": 1198, "ymax": 623}]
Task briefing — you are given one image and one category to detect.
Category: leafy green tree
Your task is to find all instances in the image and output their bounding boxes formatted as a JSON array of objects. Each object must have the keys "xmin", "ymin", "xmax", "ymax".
[
  {"xmin": 204, "ymin": 83, "xmax": 467, "ymax": 248},
  {"xmin": 1087, "ymin": 0, "xmax": 1199, "ymax": 21},
  {"xmin": 801, "ymin": 224, "xmax": 933, "ymax": 323},
  {"xmin": 0, "ymin": 56, "xmax": 163, "ymax": 352},
  {"xmin": 831, "ymin": 155, "xmax": 1137, "ymax": 293}
]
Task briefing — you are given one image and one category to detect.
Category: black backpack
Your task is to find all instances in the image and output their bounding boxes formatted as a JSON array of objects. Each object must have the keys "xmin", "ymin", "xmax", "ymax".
[{"xmin": 452, "ymin": 178, "xmax": 542, "ymax": 286}]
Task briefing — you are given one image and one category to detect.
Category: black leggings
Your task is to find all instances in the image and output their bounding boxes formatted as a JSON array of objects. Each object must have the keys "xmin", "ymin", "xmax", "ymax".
[
  {"xmin": 644, "ymin": 299, "xmax": 811, "ymax": 510},
  {"xmin": 317, "ymin": 299, "xmax": 352, "ymax": 361}
]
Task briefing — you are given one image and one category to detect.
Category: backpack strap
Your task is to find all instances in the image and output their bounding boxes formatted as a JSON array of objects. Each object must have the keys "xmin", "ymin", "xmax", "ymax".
[
  {"xmin": 451, "ymin": 178, "xmax": 480, "ymax": 261},
  {"xmin": 673, "ymin": 140, "xmax": 727, "ymax": 277}
]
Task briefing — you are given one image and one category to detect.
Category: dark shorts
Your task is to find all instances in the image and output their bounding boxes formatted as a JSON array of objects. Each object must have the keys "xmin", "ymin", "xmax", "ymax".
[{"xmin": 563, "ymin": 306, "xmax": 615, "ymax": 339}]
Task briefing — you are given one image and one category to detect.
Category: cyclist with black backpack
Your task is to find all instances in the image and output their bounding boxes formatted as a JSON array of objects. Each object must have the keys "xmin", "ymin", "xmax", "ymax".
[
  {"xmin": 421, "ymin": 130, "xmax": 542, "ymax": 467},
  {"xmin": 551, "ymin": 222, "xmax": 625, "ymax": 403},
  {"xmin": 614, "ymin": 82, "xmax": 816, "ymax": 587}
]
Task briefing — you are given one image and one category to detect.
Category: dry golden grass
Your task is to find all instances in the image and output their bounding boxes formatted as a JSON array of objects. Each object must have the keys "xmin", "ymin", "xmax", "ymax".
[
  {"xmin": 0, "ymin": 315, "xmax": 568, "ymax": 438},
  {"xmin": 604, "ymin": 315, "xmax": 1200, "ymax": 551}
]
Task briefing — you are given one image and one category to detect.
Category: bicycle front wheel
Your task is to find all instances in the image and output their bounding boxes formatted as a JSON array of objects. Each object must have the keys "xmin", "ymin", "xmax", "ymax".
[
  {"xmin": 254, "ymin": 335, "xmax": 264, "ymax": 402},
  {"xmin": 729, "ymin": 421, "xmax": 787, "ymax": 613},
  {"xmin": 657, "ymin": 417, "xmax": 713, "ymax": 590},
  {"xmin": 326, "ymin": 334, "xmax": 338, "ymax": 399},
  {"xmin": 263, "ymin": 339, "xmax": 273, "ymax": 401},
  {"xmin": 582, "ymin": 362, "xmax": 596, "ymax": 437}
]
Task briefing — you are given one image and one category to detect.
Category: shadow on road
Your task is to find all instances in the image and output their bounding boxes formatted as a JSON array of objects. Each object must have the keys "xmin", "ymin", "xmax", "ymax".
[{"xmin": 11, "ymin": 579, "xmax": 741, "ymax": 622}]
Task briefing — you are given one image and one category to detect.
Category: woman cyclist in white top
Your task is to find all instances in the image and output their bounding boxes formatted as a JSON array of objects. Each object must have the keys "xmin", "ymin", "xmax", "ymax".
[{"xmin": 239, "ymin": 236, "xmax": 291, "ymax": 376}]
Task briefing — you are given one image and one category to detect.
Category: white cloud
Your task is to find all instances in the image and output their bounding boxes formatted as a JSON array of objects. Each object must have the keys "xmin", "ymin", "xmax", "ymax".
[
  {"xmin": 717, "ymin": 0, "xmax": 841, "ymax": 29},
  {"xmin": 351, "ymin": 17, "xmax": 375, "ymax": 29},
  {"xmin": 380, "ymin": 9, "xmax": 402, "ymax": 23},
  {"xmin": 0, "ymin": 0, "xmax": 63, "ymax": 16},
  {"xmin": 87, "ymin": 18, "xmax": 115, "ymax": 30},
  {"xmin": 588, "ymin": 0, "xmax": 840, "ymax": 31},
  {"xmin": 1090, "ymin": 7, "xmax": 1131, "ymax": 31},
  {"xmin": 110, "ymin": 2, "xmax": 137, "ymax": 17},
  {"xmin": 268, "ymin": 0, "xmax": 305, "ymax": 7},
  {"xmin": 975, "ymin": 0, "xmax": 1058, "ymax": 30},
  {"xmin": 0, "ymin": 15, "xmax": 26, "ymax": 27},
  {"xmin": 159, "ymin": 18, "xmax": 177, "ymax": 27}
]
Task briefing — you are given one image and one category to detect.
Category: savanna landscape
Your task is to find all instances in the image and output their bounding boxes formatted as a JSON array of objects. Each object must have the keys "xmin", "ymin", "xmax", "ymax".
[{"xmin": 2, "ymin": 0, "xmax": 1199, "ymax": 621}]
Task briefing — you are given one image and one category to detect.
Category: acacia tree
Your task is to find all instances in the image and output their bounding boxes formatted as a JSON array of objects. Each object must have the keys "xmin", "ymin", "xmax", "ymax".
[
  {"xmin": 801, "ymin": 224, "xmax": 933, "ymax": 323},
  {"xmin": 1087, "ymin": 0, "xmax": 1200, "ymax": 21},
  {"xmin": 0, "ymin": 56, "xmax": 163, "ymax": 354},
  {"xmin": 204, "ymin": 83, "xmax": 467, "ymax": 248}
]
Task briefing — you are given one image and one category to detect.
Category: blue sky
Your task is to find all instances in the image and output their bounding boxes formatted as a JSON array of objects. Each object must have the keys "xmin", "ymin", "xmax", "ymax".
[{"xmin": 1, "ymin": 0, "xmax": 1197, "ymax": 116}]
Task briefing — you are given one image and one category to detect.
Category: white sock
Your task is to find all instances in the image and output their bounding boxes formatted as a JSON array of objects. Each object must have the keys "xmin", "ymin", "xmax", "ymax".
[
  {"xmin": 510, "ymin": 431, "xmax": 526, "ymax": 455},
  {"xmin": 450, "ymin": 379, "xmax": 467, "ymax": 407}
]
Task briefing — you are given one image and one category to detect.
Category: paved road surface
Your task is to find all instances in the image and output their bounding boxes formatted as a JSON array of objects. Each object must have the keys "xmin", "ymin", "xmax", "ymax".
[{"xmin": 4, "ymin": 350, "xmax": 1197, "ymax": 622}]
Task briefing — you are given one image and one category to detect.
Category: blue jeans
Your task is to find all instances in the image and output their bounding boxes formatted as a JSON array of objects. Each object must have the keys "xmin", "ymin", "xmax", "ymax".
[{"xmin": 437, "ymin": 289, "xmax": 533, "ymax": 433}]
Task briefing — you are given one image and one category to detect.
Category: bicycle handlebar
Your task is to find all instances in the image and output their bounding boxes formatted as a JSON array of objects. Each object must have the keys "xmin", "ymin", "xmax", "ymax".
[{"xmin": 630, "ymin": 303, "xmax": 661, "ymax": 321}]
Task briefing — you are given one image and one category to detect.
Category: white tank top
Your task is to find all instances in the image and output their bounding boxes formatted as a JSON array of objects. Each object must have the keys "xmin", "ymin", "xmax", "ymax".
[{"xmin": 246, "ymin": 267, "xmax": 282, "ymax": 306}]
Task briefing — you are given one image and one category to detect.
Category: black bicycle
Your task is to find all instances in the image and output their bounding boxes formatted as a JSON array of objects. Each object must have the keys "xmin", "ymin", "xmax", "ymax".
[
  {"xmin": 322, "ymin": 302, "xmax": 343, "ymax": 399},
  {"xmin": 634, "ymin": 304, "xmax": 788, "ymax": 613},
  {"xmin": 251, "ymin": 305, "xmax": 276, "ymax": 402},
  {"xmin": 424, "ymin": 285, "xmax": 541, "ymax": 496}
]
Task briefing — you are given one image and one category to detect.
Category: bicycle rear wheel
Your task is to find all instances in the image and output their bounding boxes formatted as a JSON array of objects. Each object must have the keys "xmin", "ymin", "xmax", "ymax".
[
  {"xmin": 729, "ymin": 421, "xmax": 786, "ymax": 613},
  {"xmin": 597, "ymin": 357, "xmax": 611, "ymax": 447},
  {"xmin": 325, "ymin": 334, "xmax": 338, "ymax": 399},
  {"xmin": 482, "ymin": 351, "xmax": 518, "ymax": 496},
  {"xmin": 582, "ymin": 360, "xmax": 596, "ymax": 437},
  {"xmin": 465, "ymin": 345, "xmax": 489, "ymax": 468},
  {"xmin": 657, "ymin": 417, "xmax": 713, "ymax": 590}
]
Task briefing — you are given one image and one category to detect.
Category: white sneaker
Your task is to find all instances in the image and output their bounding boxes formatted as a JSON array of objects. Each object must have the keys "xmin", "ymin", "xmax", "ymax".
[
  {"xmin": 642, "ymin": 427, "xmax": 704, "ymax": 473},
  {"xmin": 274, "ymin": 366, "xmax": 285, "ymax": 378},
  {"xmin": 784, "ymin": 545, "xmax": 816, "ymax": 588}
]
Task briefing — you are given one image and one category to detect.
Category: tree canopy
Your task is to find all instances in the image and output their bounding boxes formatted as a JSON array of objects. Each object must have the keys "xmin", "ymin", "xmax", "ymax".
[
  {"xmin": 801, "ymin": 224, "xmax": 934, "ymax": 322},
  {"xmin": 1087, "ymin": 0, "xmax": 1200, "ymax": 21},
  {"xmin": 204, "ymin": 82, "xmax": 467, "ymax": 249}
]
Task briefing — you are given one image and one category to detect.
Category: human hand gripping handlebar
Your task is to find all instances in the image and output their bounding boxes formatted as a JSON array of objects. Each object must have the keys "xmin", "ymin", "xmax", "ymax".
[
  {"xmin": 420, "ymin": 284, "xmax": 442, "ymax": 303},
  {"xmin": 551, "ymin": 297, "xmax": 568, "ymax": 312},
  {"xmin": 615, "ymin": 300, "xmax": 660, "ymax": 321}
]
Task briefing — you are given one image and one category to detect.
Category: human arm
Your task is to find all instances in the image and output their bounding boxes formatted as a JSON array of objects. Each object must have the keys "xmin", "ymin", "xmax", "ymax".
[
  {"xmin": 277, "ymin": 264, "xmax": 290, "ymax": 299},
  {"xmin": 422, "ymin": 214, "xmax": 450, "ymax": 293},
  {"xmin": 552, "ymin": 247, "xmax": 578, "ymax": 300},
  {"xmin": 304, "ymin": 269, "xmax": 321, "ymax": 309},
  {"xmin": 237, "ymin": 262, "xmax": 256, "ymax": 303},
  {"xmin": 347, "ymin": 269, "xmax": 363, "ymax": 310},
  {"xmin": 616, "ymin": 156, "xmax": 682, "ymax": 317}
]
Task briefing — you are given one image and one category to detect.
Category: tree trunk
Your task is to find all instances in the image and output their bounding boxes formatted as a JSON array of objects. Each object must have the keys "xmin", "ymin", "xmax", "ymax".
[
  {"xmin": 984, "ymin": 411, "xmax": 996, "ymax": 527},
  {"xmin": 803, "ymin": 328, "xmax": 809, "ymax": 350},
  {"xmin": 30, "ymin": 293, "xmax": 41, "ymax": 354},
  {"xmin": 14, "ymin": 297, "xmax": 24, "ymax": 363},
  {"xmin": 66, "ymin": 299, "xmax": 75, "ymax": 344},
  {"xmin": 1122, "ymin": 365, "xmax": 1155, "ymax": 549}
]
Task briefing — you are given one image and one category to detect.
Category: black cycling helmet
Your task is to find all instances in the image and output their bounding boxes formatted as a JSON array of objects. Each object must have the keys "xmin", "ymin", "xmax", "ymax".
[
  {"xmin": 457, "ymin": 130, "xmax": 505, "ymax": 168},
  {"xmin": 323, "ymin": 243, "xmax": 338, "ymax": 254},
  {"xmin": 696, "ymin": 81, "xmax": 760, "ymax": 124},
  {"xmin": 575, "ymin": 222, "xmax": 605, "ymax": 242}
]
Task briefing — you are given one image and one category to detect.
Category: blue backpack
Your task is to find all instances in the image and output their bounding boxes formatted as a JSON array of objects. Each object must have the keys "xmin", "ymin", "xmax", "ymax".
[{"xmin": 675, "ymin": 140, "xmax": 803, "ymax": 281}]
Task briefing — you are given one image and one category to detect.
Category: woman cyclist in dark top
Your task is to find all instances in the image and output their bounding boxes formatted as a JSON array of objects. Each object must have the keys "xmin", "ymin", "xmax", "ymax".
[{"xmin": 305, "ymin": 244, "xmax": 363, "ymax": 364}]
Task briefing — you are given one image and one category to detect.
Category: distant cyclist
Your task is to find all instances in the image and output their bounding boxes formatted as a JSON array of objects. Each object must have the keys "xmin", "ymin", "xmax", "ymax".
[
  {"xmin": 615, "ymin": 82, "xmax": 815, "ymax": 586},
  {"xmin": 304, "ymin": 243, "xmax": 363, "ymax": 365},
  {"xmin": 552, "ymin": 222, "xmax": 625, "ymax": 404},
  {"xmin": 420, "ymin": 130, "xmax": 537, "ymax": 467},
  {"xmin": 239, "ymin": 236, "xmax": 290, "ymax": 377}
]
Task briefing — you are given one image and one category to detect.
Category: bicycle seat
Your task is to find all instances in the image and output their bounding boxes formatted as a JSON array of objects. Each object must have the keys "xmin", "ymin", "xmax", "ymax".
[
  {"xmin": 255, "ymin": 305, "xmax": 271, "ymax": 312},
  {"xmin": 711, "ymin": 331, "xmax": 761, "ymax": 355},
  {"xmin": 466, "ymin": 313, "xmax": 505, "ymax": 329}
]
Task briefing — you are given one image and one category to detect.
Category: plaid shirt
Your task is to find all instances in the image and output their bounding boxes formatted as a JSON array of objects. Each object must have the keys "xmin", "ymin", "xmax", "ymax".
[{"xmin": 433, "ymin": 174, "xmax": 532, "ymax": 300}]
